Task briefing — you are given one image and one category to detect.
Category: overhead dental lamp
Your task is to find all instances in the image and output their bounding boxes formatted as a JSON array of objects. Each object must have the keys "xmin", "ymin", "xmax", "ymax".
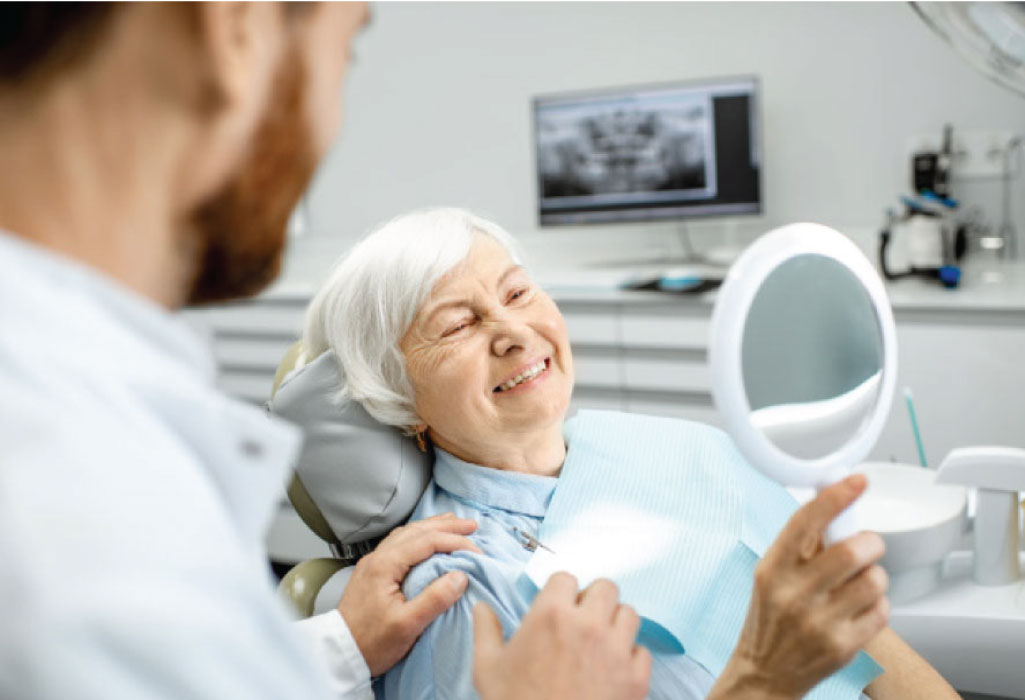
[{"xmin": 912, "ymin": 2, "xmax": 1025, "ymax": 98}]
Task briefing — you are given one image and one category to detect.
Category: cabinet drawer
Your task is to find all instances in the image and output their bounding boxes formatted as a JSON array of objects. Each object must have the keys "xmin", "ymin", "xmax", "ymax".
[
  {"xmin": 186, "ymin": 303, "xmax": 306, "ymax": 337},
  {"xmin": 214, "ymin": 337, "xmax": 296, "ymax": 371},
  {"xmin": 620, "ymin": 315, "xmax": 709, "ymax": 350},
  {"xmin": 573, "ymin": 355, "xmax": 622, "ymax": 389},
  {"xmin": 623, "ymin": 357, "xmax": 711, "ymax": 393},
  {"xmin": 563, "ymin": 312, "xmax": 618, "ymax": 347}
]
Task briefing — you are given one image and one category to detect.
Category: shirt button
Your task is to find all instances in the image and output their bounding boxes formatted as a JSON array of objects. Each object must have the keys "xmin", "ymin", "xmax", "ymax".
[{"xmin": 240, "ymin": 439, "xmax": 263, "ymax": 459}]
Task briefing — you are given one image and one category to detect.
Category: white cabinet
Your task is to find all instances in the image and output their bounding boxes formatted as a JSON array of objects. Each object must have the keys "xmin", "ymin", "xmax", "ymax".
[
  {"xmin": 875, "ymin": 310, "xmax": 1025, "ymax": 466},
  {"xmin": 559, "ymin": 296, "xmax": 719, "ymax": 427}
]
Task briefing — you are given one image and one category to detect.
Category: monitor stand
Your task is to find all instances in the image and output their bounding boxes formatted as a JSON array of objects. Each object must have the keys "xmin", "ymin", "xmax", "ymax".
[{"xmin": 588, "ymin": 224, "xmax": 739, "ymax": 270}]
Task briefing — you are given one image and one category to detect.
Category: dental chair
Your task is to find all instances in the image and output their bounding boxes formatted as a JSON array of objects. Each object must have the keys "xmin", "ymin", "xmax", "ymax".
[{"xmin": 268, "ymin": 342, "xmax": 433, "ymax": 617}]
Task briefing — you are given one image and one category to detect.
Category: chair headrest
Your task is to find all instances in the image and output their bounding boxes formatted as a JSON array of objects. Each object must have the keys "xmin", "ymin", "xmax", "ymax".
[{"xmin": 268, "ymin": 351, "xmax": 433, "ymax": 545}]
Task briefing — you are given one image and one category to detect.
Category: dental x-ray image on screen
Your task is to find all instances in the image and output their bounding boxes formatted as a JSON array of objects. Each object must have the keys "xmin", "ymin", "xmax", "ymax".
[{"xmin": 535, "ymin": 76, "xmax": 761, "ymax": 225}]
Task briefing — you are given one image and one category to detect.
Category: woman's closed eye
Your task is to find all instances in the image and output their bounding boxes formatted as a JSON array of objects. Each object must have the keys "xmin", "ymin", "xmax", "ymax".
[
  {"xmin": 442, "ymin": 317, "xmax": 475, "ymax": 337},
  {"xmin": 507, "ymin": 286, "xmax": 532, "ymax": 304}
]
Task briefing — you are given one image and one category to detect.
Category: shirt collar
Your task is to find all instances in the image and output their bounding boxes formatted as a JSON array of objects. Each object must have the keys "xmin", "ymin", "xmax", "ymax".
[{"xmin": 432, "ymin": 448, "xmax": 558, "ymax": 517}]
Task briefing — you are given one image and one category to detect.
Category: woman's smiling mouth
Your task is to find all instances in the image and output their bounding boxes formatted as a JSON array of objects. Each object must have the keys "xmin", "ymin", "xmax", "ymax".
[{"xmin": 494, "ymin": 358, "xmax": 551, "ymax": 393}]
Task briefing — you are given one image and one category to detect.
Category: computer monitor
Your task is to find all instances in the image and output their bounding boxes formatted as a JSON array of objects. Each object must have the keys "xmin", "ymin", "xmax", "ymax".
[{"xmin": 534, "ymin": 76, "xmax": 761, "ymax": 226}]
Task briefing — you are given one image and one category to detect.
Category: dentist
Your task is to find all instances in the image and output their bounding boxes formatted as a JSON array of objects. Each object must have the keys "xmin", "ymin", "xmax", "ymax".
[{"xmin": 0, "ymin": 4, "xmax": 647, "ymax": 700}]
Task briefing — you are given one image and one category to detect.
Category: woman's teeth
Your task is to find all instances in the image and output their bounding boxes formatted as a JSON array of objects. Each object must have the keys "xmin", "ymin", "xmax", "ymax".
[{"xmin": 496, "ymin": 360, "xmax": 547, "ymax": 392}]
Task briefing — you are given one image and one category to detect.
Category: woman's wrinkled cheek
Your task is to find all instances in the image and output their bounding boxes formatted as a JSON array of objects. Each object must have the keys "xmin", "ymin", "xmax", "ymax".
[{"xmin": 405, "ymin": 340, "xmax": 470, "ymax": 420}]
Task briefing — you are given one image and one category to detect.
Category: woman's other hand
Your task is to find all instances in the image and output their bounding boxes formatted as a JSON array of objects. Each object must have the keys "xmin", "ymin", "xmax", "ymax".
[
  {"xmin": 337, "ymin": 513, "xmax": 482, "ymax": 676},
  {"xmin": 711, "ymin": 474, "xmax": 889, "ymax": 700},
  {"xmin": 473, "ymin": 574, "xmax": 652, "ymax": 700}
]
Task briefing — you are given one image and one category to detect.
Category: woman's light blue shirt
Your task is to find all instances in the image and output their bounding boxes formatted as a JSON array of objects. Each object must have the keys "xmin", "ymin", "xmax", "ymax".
[{"xmin": 379, "ymin": 448, "xmax": 716, "ymax": 700}]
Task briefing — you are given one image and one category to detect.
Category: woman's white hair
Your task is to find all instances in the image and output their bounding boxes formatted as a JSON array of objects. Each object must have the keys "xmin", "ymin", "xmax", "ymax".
[{"xmin": 301, "ymin": 207, "xmax": 524, "ymax": 432}]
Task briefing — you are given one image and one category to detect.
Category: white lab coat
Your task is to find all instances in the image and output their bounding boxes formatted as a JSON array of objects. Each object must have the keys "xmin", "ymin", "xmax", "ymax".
[{"xmin": 0, "ymin": 232, "xmax": 372, "ymax": 699}]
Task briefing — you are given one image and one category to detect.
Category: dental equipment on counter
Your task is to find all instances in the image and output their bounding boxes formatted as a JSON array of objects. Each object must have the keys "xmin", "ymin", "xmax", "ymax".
[
  {"xmin": 879, "ymin": 193, "xmax": 964, "ymax": 289},
  {"xmin": 936, "ymin": 446, "xmax": 1025, "ymax": 586}
]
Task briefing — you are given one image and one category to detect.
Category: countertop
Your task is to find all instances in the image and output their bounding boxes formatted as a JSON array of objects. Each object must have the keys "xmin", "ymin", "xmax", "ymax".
[{"xmin": 254, "ymin": 259, "xmax": 1025, "ymax": 316}]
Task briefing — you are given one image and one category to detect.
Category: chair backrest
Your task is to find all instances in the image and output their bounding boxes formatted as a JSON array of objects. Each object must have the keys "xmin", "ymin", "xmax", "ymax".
[{"xmin": 268, "ymin": 342, "xmax": 433, "ymax": 555}]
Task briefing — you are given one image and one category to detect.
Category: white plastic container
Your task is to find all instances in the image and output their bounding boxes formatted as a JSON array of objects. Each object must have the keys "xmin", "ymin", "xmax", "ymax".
[{"xmin": 855, "ymin": 462, "xmax": 968, "ymax": 603}]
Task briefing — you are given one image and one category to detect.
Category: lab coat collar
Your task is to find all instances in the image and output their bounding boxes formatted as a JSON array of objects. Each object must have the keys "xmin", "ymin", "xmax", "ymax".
[{"xmin": 432, "ymin": 448, "xmax": 558, "ymax": 517}]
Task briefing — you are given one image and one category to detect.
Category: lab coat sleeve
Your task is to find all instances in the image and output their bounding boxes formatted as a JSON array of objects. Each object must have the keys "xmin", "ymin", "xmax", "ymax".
[
  {"xmin": 294, "ymin": 611, "xmax": 374, "ymax": 700},
  {"xmin": 0, "ymin": 417, "xmax": 342, "ymax": 700}
]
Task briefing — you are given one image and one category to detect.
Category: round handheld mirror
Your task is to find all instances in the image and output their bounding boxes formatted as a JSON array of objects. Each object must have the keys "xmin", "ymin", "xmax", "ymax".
[{"xmin": 710, "ymin": 223, "xmax": 897, "ymax": 544}]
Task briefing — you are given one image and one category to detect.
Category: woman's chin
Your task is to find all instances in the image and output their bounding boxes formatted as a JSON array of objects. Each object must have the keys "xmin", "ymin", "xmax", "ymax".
[{"xmin": 495, "ymin": 392, "xmax": 570, "ymax": 429}]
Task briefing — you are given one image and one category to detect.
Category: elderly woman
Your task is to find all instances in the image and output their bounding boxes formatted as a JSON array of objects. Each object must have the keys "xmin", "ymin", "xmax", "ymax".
[{"xmin": 301, "ymin": 209, "xmax": 957, "ymax": 700}]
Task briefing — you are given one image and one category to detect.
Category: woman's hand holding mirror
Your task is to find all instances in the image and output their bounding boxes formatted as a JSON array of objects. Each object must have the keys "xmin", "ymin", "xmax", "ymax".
[{"xmin": 709, "ymin": 475, "xmax": 889, "ymax": 700}]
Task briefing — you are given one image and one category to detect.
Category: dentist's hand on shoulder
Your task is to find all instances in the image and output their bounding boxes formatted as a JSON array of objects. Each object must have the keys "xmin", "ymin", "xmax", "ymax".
[
  {"xmin": 473, "ymin": 573, "xmax": 652, "ymax": 700},
  {"xmin": 710, "ymin": 474, "xmax": 889, "ymax": 700},
  {"xmin": 337, "ymin": 513, "xmax": 482, "ymax": 676}
]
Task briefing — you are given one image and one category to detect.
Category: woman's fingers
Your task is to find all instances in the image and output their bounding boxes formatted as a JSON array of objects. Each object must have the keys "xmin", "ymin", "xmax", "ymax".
[
  {"xmin": 828, "ymin": 563, "xmax": 889, "ymax": 619},
  {"xmin": 806, "ymin": 531, "xmax": 886, "ymax": 592},
  {"xmin": 766, "ymin": 475, "xmax": 869, "ymax": 569},
  {"xmin": 828, "ymin": 595, "xmax": 890, "ymax": 666}
]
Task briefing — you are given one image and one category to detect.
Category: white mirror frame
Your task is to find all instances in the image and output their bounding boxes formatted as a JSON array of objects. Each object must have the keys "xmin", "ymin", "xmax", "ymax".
[{"xmin": 709, "ymin": 223, "xmax": 898, "ymax": 489}]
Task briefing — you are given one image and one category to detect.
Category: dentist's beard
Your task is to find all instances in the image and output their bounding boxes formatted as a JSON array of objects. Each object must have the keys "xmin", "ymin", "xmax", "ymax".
[{"xmin": 184, "ymin": 43, "xmax": 318, "ymax": 306}]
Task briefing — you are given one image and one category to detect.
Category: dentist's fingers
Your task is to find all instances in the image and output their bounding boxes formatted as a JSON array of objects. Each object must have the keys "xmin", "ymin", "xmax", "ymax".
[
  {"xmin": 337, "ymin": 515, "xmax": 479, "ymax": 676},
  {"xmin": 403, "ymin": 570, "xmax": 471, "ymax": 637},
  {"xmin": 377, "ymin": 521, "xmax": 482, "ymax": 579},
  {"xmin": 578, "ymin": 578, "xmax": 620, "ymax": 621},
  {"xmin": 631, "ymin": 645, "xmax": 653, "ymax": 691},
  {"xmin": 532, "ymin": 571, "xmax": 580, "ymax": 608},
  {"xmin": 766, "ymin": 474, "xmax": 869, "ymax": 567},
  {"xmin": 472, "ymin": 602, "xmax": 505, "ymax": 679},
  {"xmin": 387, "ymin": 514, "xmax": 479, "ymax": 546},
  {"xmin": 472, "ymin": 572, "xmax": 651, "ymax": 700},
  {"xmin": 613, "ymin": 603, "xmax": 643, "ymax": 645}
]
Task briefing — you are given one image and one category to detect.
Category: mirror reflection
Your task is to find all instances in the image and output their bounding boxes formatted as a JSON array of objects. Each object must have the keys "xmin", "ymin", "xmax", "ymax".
[{"xmin": 741, "ymin": 254, "xmax": 883, "ymax": 461}]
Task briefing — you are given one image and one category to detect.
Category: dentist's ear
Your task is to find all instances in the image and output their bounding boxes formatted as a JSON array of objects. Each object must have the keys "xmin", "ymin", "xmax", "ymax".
[
  {"xmin": 188, "ymin": 3, "xmax": 284, "ymax": 113},
  {"xmin": 167, "ymin": 2, "xmax": 289, "ymax": 208}
]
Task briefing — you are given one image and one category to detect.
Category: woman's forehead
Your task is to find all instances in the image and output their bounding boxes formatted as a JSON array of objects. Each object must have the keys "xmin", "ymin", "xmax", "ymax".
[{"xmin": 431, "ymin": 234, "xmax": 519, "ymax": 297}]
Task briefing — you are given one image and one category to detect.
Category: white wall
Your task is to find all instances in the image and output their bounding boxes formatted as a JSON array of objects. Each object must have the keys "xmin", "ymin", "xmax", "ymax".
[{"xmin": 284, "ymin": 1, "xmax": 1025, "ymax": 284}]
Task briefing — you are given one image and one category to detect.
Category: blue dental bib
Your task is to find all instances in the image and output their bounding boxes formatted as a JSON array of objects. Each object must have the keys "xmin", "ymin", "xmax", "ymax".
[{"xmin": 520, "ymin": 410, "xmax": 881, "ymax": 699}]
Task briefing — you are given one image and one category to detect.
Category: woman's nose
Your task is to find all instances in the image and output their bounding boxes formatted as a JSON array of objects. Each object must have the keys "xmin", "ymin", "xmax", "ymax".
[{"xmin": 490, "ymin": 316, "xmax": 532, "ymax": 357}]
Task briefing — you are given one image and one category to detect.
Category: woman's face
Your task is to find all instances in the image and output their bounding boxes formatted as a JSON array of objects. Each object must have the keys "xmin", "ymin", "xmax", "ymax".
[{"xmin": 401, "ymin": 234, "xmax": 574, "ymax": 461}]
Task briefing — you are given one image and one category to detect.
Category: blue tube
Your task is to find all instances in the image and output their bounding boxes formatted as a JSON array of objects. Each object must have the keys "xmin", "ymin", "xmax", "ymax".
[{"xmin": 904, "ymin": 387, "xmax": 928, "ymax": 467}]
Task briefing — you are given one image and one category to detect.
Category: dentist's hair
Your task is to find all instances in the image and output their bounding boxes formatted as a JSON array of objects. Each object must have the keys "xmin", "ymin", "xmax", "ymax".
[{"xmin": 301, "ymin": 207, "xmax": 524, "ymax": 433}]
